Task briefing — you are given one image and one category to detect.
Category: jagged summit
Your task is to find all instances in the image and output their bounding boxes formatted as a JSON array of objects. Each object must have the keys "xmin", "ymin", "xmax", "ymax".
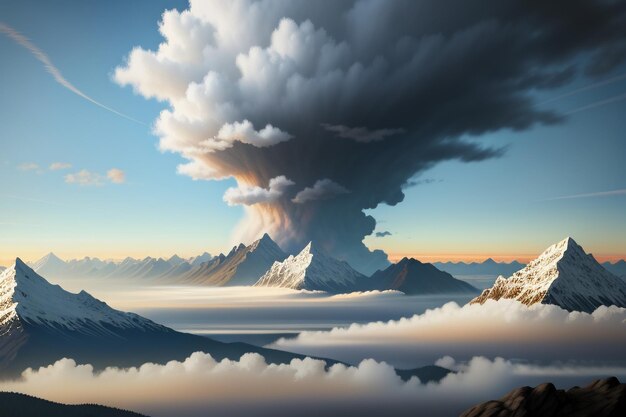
[
  {"xmin": 254, "ymin": 241, "xmax": 366, "ymax": 292},
  {"xmin": 470, "ymin": 237, "xmax": 626, "ymax": 312}
]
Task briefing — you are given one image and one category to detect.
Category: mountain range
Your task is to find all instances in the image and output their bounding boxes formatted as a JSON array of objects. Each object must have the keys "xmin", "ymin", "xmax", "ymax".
[
  {"xmin": 470, "ymin": 237, "xmax": 626, "ymax": 313},
  {"xmin": 433, "ymin": 259, "xmax": 526, "ymax": 277},
  {"xmin": 27, "ymin": 233, "xmax": 286, "ymax": 287},
  {"xmin": 255, "ymin": 242, "xmax": 478, "ymax": 294},
  {"xmin": 24, "ymin": 235, "xmax": 479, "ymax": 295},
  {"xmin": 0, "ymin": 258, "xmax": 453, "ymax": 384},
  {"xmin": 0, "ymin": 259, "xmax": 310, "ymax": 378}
]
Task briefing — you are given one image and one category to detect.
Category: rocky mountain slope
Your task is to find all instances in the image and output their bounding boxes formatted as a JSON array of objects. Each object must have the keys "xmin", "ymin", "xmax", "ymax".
[
  {"xmin": 173, "ymin": 233, "xmax": 287, "ymax": 286},
  {"xmin": 470, "ymin": 237, "xmax": 626, "ymax": 312},
  {"xmin": 461, "ymin": 377, "xmax": 626, "ymax": 417}
]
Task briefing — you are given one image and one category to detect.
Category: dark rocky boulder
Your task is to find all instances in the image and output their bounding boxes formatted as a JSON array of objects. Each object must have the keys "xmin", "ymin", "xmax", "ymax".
[{"xmin": 461, "ymin": 377, "xmax": 626, "ymax": 417}]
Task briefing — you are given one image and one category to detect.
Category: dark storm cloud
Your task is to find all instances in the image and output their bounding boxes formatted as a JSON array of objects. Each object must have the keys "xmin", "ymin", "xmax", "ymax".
[
  {"xmin": 115, "ymin": 0, "xmax": 626, "ymax": 274},
  {"xmin": 375, "ymin": 231, "xmax": 391, "ymax": 238}
]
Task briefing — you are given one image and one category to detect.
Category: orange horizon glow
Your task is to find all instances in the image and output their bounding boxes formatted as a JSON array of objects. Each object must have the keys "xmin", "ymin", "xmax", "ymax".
[
  {"xmin": 387, "ymin": 252, "xmax": 626, "ymax": 264},
  {"xmin": 2, "ymin": 252, "xmax": 625, "ymax": 268}
]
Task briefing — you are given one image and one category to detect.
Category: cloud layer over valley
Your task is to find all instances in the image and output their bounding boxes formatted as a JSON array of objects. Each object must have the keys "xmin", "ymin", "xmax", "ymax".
[
  {"xmin": 2, "ymin": 352, "xmax": 626, "ymax": 417},
  {"xmin": 271, "ymin": 299, "xmax": 626, "ymax": 368}
]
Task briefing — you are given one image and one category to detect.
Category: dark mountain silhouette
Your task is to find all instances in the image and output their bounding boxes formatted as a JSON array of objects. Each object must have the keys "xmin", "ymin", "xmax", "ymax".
[
  {"xmin": 0, "ymin": 392, "xmax": 146, "ymax": 417},
  {"xmin": 433, "ymin": 258, "xmax": 525, "ymax": 277},
  {"xmin": 363, "ymin": 258, "xmax": 478, "ymax": 294},
  {"xmin": 603, "ymin": 260, "xmax": 626, "ymax": 278}
]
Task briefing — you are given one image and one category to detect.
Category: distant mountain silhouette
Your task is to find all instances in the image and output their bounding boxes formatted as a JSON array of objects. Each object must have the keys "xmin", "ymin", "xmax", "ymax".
[
  {"xmin": 433, "ymin": 259, "xmax": 525, "ymax": 276},
  {"xmin": 603, "ymin": 260, "xmax": 626, "ymax": 278},
  {"xmin": 363, "ymin": 258, "xmax": 478, "ymax": 294},
  {"xmin": 28, "ymin": 234, "xmax": 287, "ymax": 287},
  {"xmin": 0, "ymin": 392, "xmax": 146, "ymax": 417}
]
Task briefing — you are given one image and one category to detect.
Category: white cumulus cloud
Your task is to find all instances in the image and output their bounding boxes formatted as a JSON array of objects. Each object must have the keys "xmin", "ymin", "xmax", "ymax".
[
  {"xmin": 224, "ymin": 175, "xmax": 295, "ymax": 206},
  {"xmin": 201, "ymin": 120, "xmax": 293, "ymax": 152}
]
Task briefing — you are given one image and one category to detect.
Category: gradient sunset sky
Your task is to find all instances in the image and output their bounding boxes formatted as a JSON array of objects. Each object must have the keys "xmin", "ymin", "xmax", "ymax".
[{"xmin": 1, "ymin": 0, "xmax": 625, "ymax": 267}]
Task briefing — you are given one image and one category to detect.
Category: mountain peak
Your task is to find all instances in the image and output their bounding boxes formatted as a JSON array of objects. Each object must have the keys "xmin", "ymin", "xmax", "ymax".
[
  {"xmin": 1, "ymin": 259, "xmax": 163, "ymax": 337},
  {"xmin": 470, "ymin": 238, "xmax": 626, "ymax": 312},
  {"xmin": 397, "ymin": 257, "xmax": 421, "ymax": 266},
  {"xmin": 255, "ymin": 241, "xmax": 365, "ymax": 292}
]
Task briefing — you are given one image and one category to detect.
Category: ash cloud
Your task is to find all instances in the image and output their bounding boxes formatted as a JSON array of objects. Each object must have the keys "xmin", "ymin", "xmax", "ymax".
[{"xmin": 115, "ymin": 0, "xmax": 626, "ymax": 274}]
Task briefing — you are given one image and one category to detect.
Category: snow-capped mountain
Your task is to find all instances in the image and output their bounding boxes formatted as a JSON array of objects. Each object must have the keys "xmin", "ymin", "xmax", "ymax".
[
  {"xmin": 364, "ymin": 257, "xmax": 478, "ymax": 294},
  {"xmin": 28, "ymin": 252, "xmax": 68, "ymax": 278},
  {"xmin": 254, "ymin": 242, "xmax": 366, "ymax": 292},
  {"xmin": 0, "ymin": 258, "xmax": 308, "ymax": 378},
  {"xmin": 433, "ymin": 258, "xmax": 525, "ymax": 277},
  {"xmin": 470, "ymin": 237, "xmax": 626, "ymax": 312}
]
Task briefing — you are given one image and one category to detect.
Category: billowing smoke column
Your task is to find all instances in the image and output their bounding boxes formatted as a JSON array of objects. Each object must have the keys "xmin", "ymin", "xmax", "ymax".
[{"xmin": 115, "ymin": 0, "xmax": 626, "ymax": 274}]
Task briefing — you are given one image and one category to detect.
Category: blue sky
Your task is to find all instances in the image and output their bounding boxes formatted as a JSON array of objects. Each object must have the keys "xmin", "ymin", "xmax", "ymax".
[{"xmin": 1, "ymin": 0, "xmax": 625, "ymax": 265}]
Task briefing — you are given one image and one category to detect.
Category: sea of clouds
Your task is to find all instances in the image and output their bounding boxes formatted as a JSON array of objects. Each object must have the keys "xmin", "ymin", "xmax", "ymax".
[
  {"xmin": 271, "ymin": 299, "xmax": 626, "ymax": 367},
  {"xmin": 2, "ymin": 352, "xmax": 625, "ymax": 417}
]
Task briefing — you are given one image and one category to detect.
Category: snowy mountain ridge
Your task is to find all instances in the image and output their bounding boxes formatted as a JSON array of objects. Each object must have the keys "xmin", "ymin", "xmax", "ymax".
[
  {"xmin": 0, "ymin": 259, "xmax": 164, "ymax": 336},
  {"xmin": 254, "ymin": 242, "xmax": 366, "ymax": 292},
  {"xmin": 470, "ymin": 237, "xmax": 626, "ymax": 312}
]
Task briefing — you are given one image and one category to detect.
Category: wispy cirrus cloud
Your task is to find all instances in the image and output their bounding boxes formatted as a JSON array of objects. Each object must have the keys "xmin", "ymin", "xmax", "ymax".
[
  {"xmin": 0, "ymin": 22, "xmax": 145, "ymax": 125},
  {"xmin": 17, "ymin": 162, "xmax": 40, "ymax": 171},
  {"xmin": 49, "ymin": 162, "xmax": 72, "ymax": 171},
  {"xmin": 543, "ymin": 188, "xmax": 626, "ymax": 201}
]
